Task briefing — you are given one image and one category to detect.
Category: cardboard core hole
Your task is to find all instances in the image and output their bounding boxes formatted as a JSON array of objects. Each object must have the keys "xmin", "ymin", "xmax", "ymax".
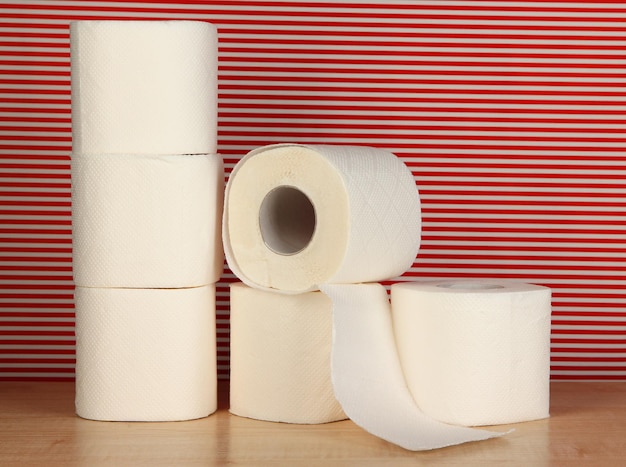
[{"xmin": 259, "ymin": 186, "xmax": 316, "ymax": 256}]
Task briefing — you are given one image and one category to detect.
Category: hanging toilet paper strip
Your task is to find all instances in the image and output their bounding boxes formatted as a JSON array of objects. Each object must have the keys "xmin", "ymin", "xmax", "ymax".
[
  {"xmin": 321, "ymin": 283, "xmax": 507, "ymax": 450},
  {"xmin": 74, "ymin": 285, "xmax": 217, "ymax": 422},
  {"xmin": 391, "ymin": 280, "xmax": 552, "ymax": 427},
  {"xmin": 71, "ymin": 153, "xmax": 224, "ymax": 288},
  {"xmin": 223, "ymin": 143, "xmax": 506, "ymax": 449},
  {"xmin": 70, "ymin": 20, "xmax": 218, "ymax": 155},
  {"xmin": 229, "ymin": 282, "xmax": 346, "ymax": 424},
  {"xmin": 223, "ymin": 144, "xmax": 422, "ymax": 293}
]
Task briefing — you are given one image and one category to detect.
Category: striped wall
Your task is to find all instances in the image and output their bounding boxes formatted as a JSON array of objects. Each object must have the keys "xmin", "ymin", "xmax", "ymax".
[{"xmin": 1, "ymin": 1, "xmax": 625, "ymax": 381}]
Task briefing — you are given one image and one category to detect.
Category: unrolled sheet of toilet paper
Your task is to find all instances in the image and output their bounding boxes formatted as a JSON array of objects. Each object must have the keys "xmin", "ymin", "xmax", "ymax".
[
  {"xmin": 229, "ymin": 282, "xmax": 346, "ymax": 424},
  {"xmin": 70, "ymin": 20, "xmax": 217, "ymax": 155},
  {"xmin": 74, "ymin": 285, "xmax": 217, "ymax": 421},
  {"xmin": 391, "ymin": 280, "xmax": 552, "ymax": 427},
  {"xmin": 71, "ymin": 153, "xmax": 224, "ymax": 288},
  {"xmin": 223, "ymin": 143, "xmax": 506, "ymax": 450},
  {"xmin": 223, "ymin": 143, "xmax": 422, "ymax": 294}
]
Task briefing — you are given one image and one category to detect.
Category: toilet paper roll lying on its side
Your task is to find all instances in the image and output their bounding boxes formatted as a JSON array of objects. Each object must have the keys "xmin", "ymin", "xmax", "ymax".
[
  {"xmin": 223, "ymin": 143, "xmax": 422, "ymax": 294},
  {"xmin": 70, "ymin": 20, "xmax": 218, "ymax": 154},
  {"xmin": 229, "ymin": 282, "xmax": 346, "ymax": 424},
  {"xmin": 71, "ymin": 153, "xmax": 224, "ymax": 288},
  {"xmin": 74, "ymin": 285, "xmax": 217, "ymax": 421},
  {"xmin": 391, "ymin": 280, "xmax": 552, "ymax": 426}
]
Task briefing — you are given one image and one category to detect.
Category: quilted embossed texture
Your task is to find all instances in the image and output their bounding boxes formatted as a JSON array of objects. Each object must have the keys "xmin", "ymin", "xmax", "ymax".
[
  {"xmin": 317, "ymin": 144, "xmax": 422, "ymax": 284},
  {"xmin": 74, "ymin": 285, "xmax": 217, "ymax": 421},
  {"xmin": 229, "ymin": 282, "xmax": 346, "ymax": 424},
  {"xmin": 391, "ymin": 280, "xmax": 552, "ymax": 427},
  {"xmin": 71, "ymin": 153, "xmax": 224, "ymax": 288},
  {"xmin": 70, "ymin": 20, "xmax": 217, "ymax": 155}
]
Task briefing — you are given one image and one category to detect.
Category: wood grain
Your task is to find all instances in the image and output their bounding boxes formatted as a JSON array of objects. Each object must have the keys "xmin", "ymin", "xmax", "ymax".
[{"xmin": 1, "ymin": 382, "xmax": 625, "ymax": 466}]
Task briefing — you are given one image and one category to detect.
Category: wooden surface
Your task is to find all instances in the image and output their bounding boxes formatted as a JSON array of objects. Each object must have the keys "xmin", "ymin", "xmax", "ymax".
[{"xmin": 1, "ymin": 382, "xmax": 625, "ymax": 466}]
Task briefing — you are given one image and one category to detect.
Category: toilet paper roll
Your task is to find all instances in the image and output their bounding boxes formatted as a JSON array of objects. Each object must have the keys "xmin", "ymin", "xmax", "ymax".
[
  {"xmin": 391, "ymin": 280, "xmax": 552, "ymax": 426},
  {"xmin": 229, "ymin": 282, "xmax": 346, "ymax": 424},
  {"xmin": 70, "ymin": 20, "xmax": 217, "ymax": 154},
  {"xmin": 321, "ymin": 283, "xmax": 507, "ymax": 450},
  {"xmin": 74, "ymin": 285, "xmax": 217, "ymax": 421},
  {"xmin": 223, "ymin": 143, "xmax": 422, "ymax": 294},
  {"xmin": 71, "ymin": 153, "xmax": 224, "ymax": 288}
]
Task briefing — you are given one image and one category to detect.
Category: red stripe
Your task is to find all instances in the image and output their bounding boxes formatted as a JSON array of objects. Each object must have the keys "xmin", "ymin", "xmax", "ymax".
[
  {"xmin": 219, "ymin": 121, "xmax": 626, "ymax": 134},
  {"xmin": 0, "ymin": 274, "xmax": 72, "ymax": 281},
  {"xmin": 222, "ymin": 38, "xmax": 626, "ymax": 52},
  {"xmin": 2, "ymin": 219, "xmax": 72, "ymax": 227},
  {"xmin": 553, "ymin": 347, "xmax": 626, "ymax": 354},
  {"xmin": 0, "ymin": 210, "xmax": 70, "ymax": 216},
  {"xmin": 0, "ymin": 320, "xmax": 73, "ymax": 327},
  {"xmin": 552, "ymin": 365, "xmax": 626, "ymax": 373},
  {"xmin": 0, "ymin": 145, "xmax": 72, "ymax": 151},
  {"xmin": 0, "ymin": 247, "xmax": 72, "ymax": 254},
  {"xmin": 0, "ymin": 376, "xmax": 73, "ymax": 381},
  {"xmin": 0, "ymin": 256, "xmax": 72, "ymax": 263},
  {"xmin": 0, "ymin": 285, "xmax": 73, "ymax": 291},
  {"xmin": 0, "ymin": 366, "xmax": 74, "ymax": 373},
  {"xmin": 0, "ymin": 340, "xmax": 73, "ymax": 346},
  {"xmin": 0, "ymin": 330, "xmax": 74, "ymax": 336},
  {"xmin": 0, "ymin": 303, "xmax": 74, "ymax": 309},
  {"xmin": 0, "ymin": 348, "xmax": 74, "ymax": 355},
  {"xmin": 0, "ymin": 358, "xmax": 75, "ymax": 364},
  {"xmin": 0, "ymin": 310, "xmax": 74, "ymax": 317},
  {"xmin": 221, "ymin": 47, "xmax": 626, "ymax": 61},
  {"xmin": 551, "ymin": 374, "xmax": 626, "ymax": 381},
  {"xmin": 0, "ymin": 265, "xmax": 72, "ymax": 272}
]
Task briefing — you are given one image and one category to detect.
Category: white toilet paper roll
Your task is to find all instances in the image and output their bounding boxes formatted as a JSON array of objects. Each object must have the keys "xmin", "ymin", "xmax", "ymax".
[
  {"xmin": 223, "ymin": 143, "xmax": 422, "ymax": 294},
  {"xmin": 71, "ymin": 153, "xmax": 224, "ymax": 288},
  {"xmin": 321, "ymin": 283, "xmax": 506, "ymax": 450},
  {"xmin": 391, "ymin": 280, "xmax": 552, "ymax": 426},
  {"xmin": 229, "ymin": 282, "xmax": 346, "ymax": 424},
  {"xmin": 74, "ymin": 285, "xmax": 217, "ymax": 421},
  {"xmin": 70, "ymin": 20, "xmax": 217, "ymax": 155}
]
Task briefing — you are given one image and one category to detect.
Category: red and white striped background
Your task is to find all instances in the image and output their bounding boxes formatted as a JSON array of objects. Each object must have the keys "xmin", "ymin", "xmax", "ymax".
[{"xmin": 1, "ymin": 1, "xmax": 625, "ymax": 382}]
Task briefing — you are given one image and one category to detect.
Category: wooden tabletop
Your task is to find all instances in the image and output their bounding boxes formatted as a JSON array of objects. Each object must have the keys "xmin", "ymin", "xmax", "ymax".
[{"xmin": 1, "ymin": 381, "xmax": 625, "ymax": 466}]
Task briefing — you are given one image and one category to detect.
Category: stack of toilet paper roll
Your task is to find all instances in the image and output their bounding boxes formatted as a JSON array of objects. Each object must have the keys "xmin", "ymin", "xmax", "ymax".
[
  {"xmin": 224, "ymin": 144, "xmax": 552, "ymax": 450},
  {"xmin": 70, "ymin": 20, "xmax": 223, "ymax": 421}
]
